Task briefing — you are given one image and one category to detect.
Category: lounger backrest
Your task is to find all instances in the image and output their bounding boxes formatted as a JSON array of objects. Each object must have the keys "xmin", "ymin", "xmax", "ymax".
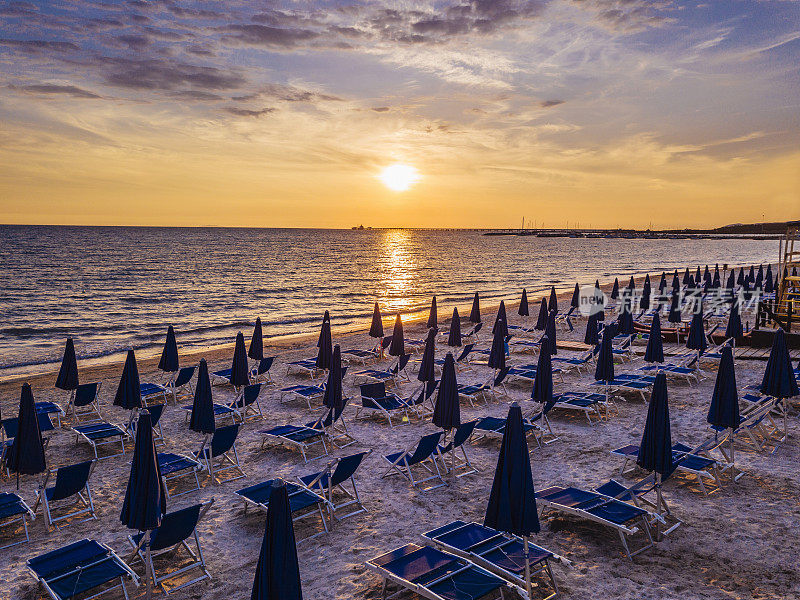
[
  {"xmin": 257, "ymin": 357, "xmax": 274, "ymax": 375},
  {"xmin": 210, "ymin": 424, "xmax": 239, "ymax": 457},
  {"xmin": 74, "ymin": 382, "xmax": 100, "ymax": 407},
  {"xmin": 148, "ymin": 503, "xmax": 202, "ymax": 552},
  {"xmin": 408, "ymin": 432, "xmax": 442, "ymax": 465},
  {"xmin": 452, "ymin": 421, "xmax": 476, "ymax": 448},
  {"xmin": 457, "ymin": 344, "xmax": 474, "ymax": 362},
  {"xmin": 473, "ymin": 322, "xmax": 483, "ymax": 334},
  {"xmin": 331, "ymin": 451, "xmax": 369, "ymax": 486},
  {"xmin": 360, "ymin": 382, "xmax": 386, "ymax": 400},
  {"xmin": 340, "ymin": 366, "xmax": 349, "ymax": 379},
  {"xmin": 381, "ymin": 336, "xmax": 392, "ymax": 350},
  {"xmin": 240, "ymin": 383, "xmax": 262, "ymax": 406},
  {"xmin": 398, "ymin": 353, "xmax": 411, "ymax": 371},
  {"xmin": 174, "ymin": 367, "xmax": 195, "ymax": 388},
  {"xmin": 51, "ymin": 460, "xmax": 93, "ymax": 502},
  {"xmin": 2, "ymin": 413, "xmax": 53, "ymax": 439},
  {"xmin": 494, "ymin": 368, "xmax": 510, "ymax": 386}
]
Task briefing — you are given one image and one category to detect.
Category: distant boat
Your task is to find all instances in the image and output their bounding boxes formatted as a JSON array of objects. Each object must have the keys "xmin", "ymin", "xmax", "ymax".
[{"xmin": 352, "ymin": 224, "xmax": 365, "ymax": 230}]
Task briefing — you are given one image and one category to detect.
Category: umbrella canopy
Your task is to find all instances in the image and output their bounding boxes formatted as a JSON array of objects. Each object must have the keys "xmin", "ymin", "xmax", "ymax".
[
  {"xmin": 120, "ymin": 410, "xmax": 166, "ymax": 532},
  {"xmin": 545, "ymin": 310, "xmax": 557, "ymax": 355},
  {"xmin": 231, "ymin": 332, "xmax": 250, "ymax": 386},
  {"xmin": 672, "ymin": 271, "xmax": 680, "ymax": 291},
  {"xmin": 433, "ymin": 353, "xmax": 460, "ymax": 430},
  {"xmin": 760, "ymin": 328, "xmax": 799, "ymax": 399},
  {"xmin": 447, "ymin": 308, "xmax": 462, "ymax": 347},
  {"xmin": 369, "ymin": 303, "xmax": 384, "ymax": 338},
  {"xmin": 725, "ymin": 302, "xmax": 743, "ymax": 339},
  {"xmin": 251, "ymin": 481, "xmax": 302, "ymax": 600},
  {"xmin": 747, "ymin": 265, "xmax": 755, "ymax": 282},
  {"xmin": 249, "ymin": 318, "xmax": 264, "ymax": 361},
  {"xmin": 737, "ymin": 269, "xmax": 744, "ymax": 285},
  {"xmin": 323, "ymin": 345, "xmax": 344, "ymax": 411},
  {"xmin": 531, "ymin": 336, "xmax": 553, "ymax": 407},
  {"xmin": 7, "ymin": 383, "xmax": 46, "ymax": 478},
  {"xmin": 190, "ymin": 359, "xmax": 215, "ymax": 435},
  {"xmin": 315, "ymin": 318, "xmax": 333, "ymax": 370},
  {"xmin": 519, "ymin": 289, "xmax": 529, "ymax": 316},
  {"xmin": 535, "ymin": 298, "xmax": 548, "ymax": 330},
  {"xmin": 114, "ymin": 350, "xmax": 142, "ymax": 411},
  {"xmin": 548, "ymin": 287, "xmax": 558, "ymax": 312},
  {"xmin": 667, "ymin": 290, "xmax": 681, "ymax": 324},
  {"xmin": 644, "ymin": 312, "xmax": 664, "ymax": 363},
  {"xmin": 316, "ymin": 311, "xmax": 330, "ymax": 347},
  {"xmin": 686, "ymin": 312, "xmax": 707, "ymax": 354},
  {"xmin": 595, "ymin": 281, "xmax": 605, "ymax": 321},
  {"xmin": 418, "ymin": 329, "xmax": 437, "ymax": 383},
  {"xmin": 389, "ymin": 314, "xmax": 405, "ymax": 357},
  {"xmin": 704, "ymin": 265, "xmax": 711, "ymax": 284},
  {"xmin": 628, "ymin": 276, "xmax": 636, "ymax": 292},
  {"xmin": 427, "ymin": 296, "xmax": 438, "ymax": 329},
  {"xmin": 488, "ymin": 320, "xmax": 507, "ymax": 370},
  {"xmin": 755, "ymin": 269, "xmax": 763, "ymax": 290},
  {"xmin": 712, "ymin": 271, "xmax": 721, "ymax": 289},
  {"xmin": 469, "ymin": 292, "xmax": 481, "ymax": 323},
  {"xmin": 617, "ymin": 307, "xmax": 634, "ymax": 335},
  {"xmin": 584, "ymin": 313, "xmax": 600, "ymax": 346},
  {"xmin": 727, "ymin": 270, "xmax": 735, "ymax": 289},
  {"xmin": 158, "ymin": 326, "xmax": 179, "ymax": 373},
  {"xmin": 707, "ymin": 346, "xmax": 739, "ymax": 429},
  {"xmin": 594, "ymin": 326, "xmax": 615, "ymax": 383},
  {"xmin": 570, "ymin": 283, "xmax": 580, "ymax": 308},
  {"xmin": 683, "ymin": 268, "xmax": 691, "ymax": 285},
  {"xmin": 659, "ymin": 272, "xmax": 666, "ymax": 292},
  {"xmin": 484, "ymin": 403, "xmax": 540, "ymax": 536},
  {"xmin": 764, "ymin": 271, "xmax": 774, "ymax": 294},
  {"xmin": 55, "ymin": 337, "xmax": 79, "ymax": 391},
  {"xmin": 640, "ymin": 278, "xmax": 651, "ymax": 310},
  {"xmin": 637, "ymin": 372, "xmax": 674, "ymax": 477},
  {"xmin": 695, "ymin": 266, "xmax": 702, "ymax": 281},
  {"xmin": 492, "ymin": 301, "xmax": 508, "ymax": 337},
  {"xmin": 610, "ymin": 278, "xmax": 619, "ymax": 299}
]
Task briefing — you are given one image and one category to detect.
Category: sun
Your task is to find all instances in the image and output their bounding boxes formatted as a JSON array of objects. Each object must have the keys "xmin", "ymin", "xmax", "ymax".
[{"xmin": 378, "ymin": 164, "xmax": 420, "ymax": 192}]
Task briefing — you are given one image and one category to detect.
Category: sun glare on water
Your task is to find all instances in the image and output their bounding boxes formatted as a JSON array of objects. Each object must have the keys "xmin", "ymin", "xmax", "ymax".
[{"xmin": 378, "ymin": 164, "xmax": 420, "ymax": 192}]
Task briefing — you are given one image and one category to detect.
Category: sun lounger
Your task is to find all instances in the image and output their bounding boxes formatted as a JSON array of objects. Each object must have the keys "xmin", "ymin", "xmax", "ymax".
[
  {"xmin": 249, "ymin": 356, "xmax": 275, "ymax": 383},
  {"xmin": 235, "ymin": 479, "xmax": 329, "ymax": 540},
  {"xmin": 0, "ymin": 492, "xmax": 35, "ymax": 550},
  {"xmin": 157, "ymin": 452, "xmax": 203, "ymax": 499},
  {"xmin": 433, "ymin": 344, "xmax": 476, "ymax": 371},
  {"xmin": 161, "ymin": 365, "xmax": 196, "ymax": 403},
  {"xmin": 591, "ymin": 376, "xmax": 652, "ymax": 402},
  {"xmin": 194, "ymin": 424, "xmax": 245, "ymax": 483},
  {"xmin": 355, "ymin": 381, "xmax": 411, "ymax": 427},
  {"xmin": 298, "ymin": 450, "xmax": 371, "ymax": 521},
  {"xmin": 472, "ymin": 415, "xmax": 544, "ymax": 449},
  {"xmin": 341, "ymin": 349, "xmax": 378, "ymax": 365},
  {"xmin": 280, "ymin": 367, "xmax": 348, "ymax": 409},
  {"xmin": 34, "ymin": 460, "xmax": 97, "ymax": 530},
  {"xmin": 540, "ymin": 391, "xmax": 609, "ymax": 425},
  {"xmin": 551, "ymin": 346, "xmax": 599, "ymax": 374},
  {"xmin": 27, "ymin": 538, "xmax": 139, "ymax": 600},
  {"xmin": 437, "ymin": 421, "xmax": 478, "ymax": 477},
  {"xmin": 71, "ymin": 421, "xmax": 128, "ymax": 460},
  {"xmin": 260, "ymin": 402, "xmax": 341, "ymax": 463},
  {"xmin": 286, "ymin": 358, "xmax": 323, "ymax": 379},
  {"xmin": 139, "ymin": 381, "xmax": 169, "ymax": 406},
  {"xmin": 229, "ymin": 382, "xmax": 264, "ymax": 421},
  {"xmin": 66, "ymin": 382, "xmax": 104, "ymax": 423},
  {"xmin": 382, "ymin": 432, "xmax": 445, "ymax": 491},
  {"xmin": 34, "ymin": 401, "xmax": 64, "ymax": 428},
  {"xmin": 353, "ymin": 354, "xmax": 411, "ymax": 387},
  {"xmin": 457, "ymin": 368, "xmax": 509, "ymax": 407}
]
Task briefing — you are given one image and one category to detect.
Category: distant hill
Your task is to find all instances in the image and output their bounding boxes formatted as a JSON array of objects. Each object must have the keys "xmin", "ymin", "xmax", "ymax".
[{"xmin": 663, "ymin": 220, "xmax": 800, "ymax": 235}]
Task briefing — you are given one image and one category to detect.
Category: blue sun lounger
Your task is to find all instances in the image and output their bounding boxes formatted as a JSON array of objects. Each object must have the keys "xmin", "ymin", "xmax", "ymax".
[
  {"xmin": 34, "ymin": 460, "xmax": 97, "ymax": 531},
  {"xmin": 235, "ymin": 479, "xmax": 329, "ymax": 540},
  {"xmin": 366, "ymin": 543, "xmax": 507, "ymax": 600},
  {"xmin": 382, "ymin": 432, "xmax": 445, "ymax": 491},
  {"xmin": 286, "ymin": 358, "xmax": 323, "ymax": 379},
  {"xmin": 0, "ymin": 492, "xmax": 35, "ymax": 550},
  {"xmin": 260, "ymin": 401, "xmax": 339, "ymax": 462},
  {"xmin": 457, "ymin": 368, "xmax": 510, "ymax": 407},
  {"xmin": 436, "ymin": 421, "xmax": 478, "ymax": 478},
  {"xmin": 355, "ymin": 381, "xmax": 411, "ymax": 427},
  {"xmin": 547, "ymin": 391, "xmax": 609, "ymax": 424},
  {"xmin": 64, "ymin": 382, "xmax": 103, "ymax": 423},
  {"xmin": 27, "ymin": 538, "xmax": 139, "ymax": 600},
  {"xmin": 139, "ymin": 381, "xmax": 169, "ymax": 406},
  {"xmin": 551, "ymin": 346, "xmax": 599, "ymax": 374},
  {"xmin": 194, "ymin": 424, "xmax": 245, "ymax": 484},
  {"xmin": 591, "ymin": 376, "xmax": 652, "ymax": 402},
  {"xmin": 34, "ymin": 401, "xmax": 64, "ymax": 428},
  {"xmin": 471, "ymin": 415, "xmax": 544, "ymax": 448},
  {"xmin": 434, "ymin": 344, "xmax": 476, "ymax": 371},
  {"xmin": 353, "ymin": 354, "xmax": 411, "ymax": 387},
  {"xmin": 250, "ymin": 356, "xmax": 275, "ymax": 383},
  {"xmin": 422, "ymin": 520, "xmax": 560, "ymax": 600},
  {"xmin": 341, "ymin": 348, "xmax": 378, "ymax": 365},
  {"xmin": 71, "ymin": 421, "xmax": 128, "ymax": 460},
  {"xmin": 280, "ymin": 367, "xmax": 348, "ymax": 409},
  {"xmin": 158, "ymin": 452, "xmax": 203, "ymax": 499},
  {"xmin": 299, "ymin": 450, "xmax": 371, "ymax": 521}
]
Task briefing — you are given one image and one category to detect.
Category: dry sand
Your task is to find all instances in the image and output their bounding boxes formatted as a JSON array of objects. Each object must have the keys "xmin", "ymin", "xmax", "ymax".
[{"xmin": 1, "ymin": 284, "xmax": 798, "ymax": 600}]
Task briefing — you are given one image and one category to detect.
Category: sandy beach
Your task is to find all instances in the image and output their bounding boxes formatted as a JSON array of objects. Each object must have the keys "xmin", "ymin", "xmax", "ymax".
[{"xmin": 2, "ymin": 283, "xmax": 798, "ymax": 600}]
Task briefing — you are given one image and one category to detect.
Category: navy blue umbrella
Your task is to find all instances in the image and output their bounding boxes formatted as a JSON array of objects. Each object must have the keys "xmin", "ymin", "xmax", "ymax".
[
  {"xmin": 672, "ymin": 271, "xmax": 680, "ymax": 291},
  {"xmin": 617, "ymin": 306, "xmax": 634, "ymax": 335},
  {"xmin": 695, "ymin": 265, "xmax": 702, "ymax": 282},
  {"xmin": 249, "ymin": 318, "xmax": 264, "ymax": 361},
  {"xmin": 548, "ymin": 286, "xmax": 558, "ymax": 312},
  {"xmin": 764, "ymin": 270, "xmax": 774, "ymax": 294},
  {"xmin": 369, "ymin": 303, "xmax": 384, "ymax": 339},
  {"xmin": 659, "ymin": 272, "xmax": 666, "ymax": 292},
  {"xmin": 488, "ymin": 319, "xmax": 507, "ymax": 371},
  {"xmin": 686, "ymin": 312, "xmax": 707, "ymax": 355},
  {"xmin": 433, "ymin": 352, "xmax": 460, "ymax": 430},
  {"xmin": 114, "ymin": 350, "xmax": 142, "ymax": 411},
  {"xmin": 389, "ymin": 314, "xmax": 405, "ymax": 357},
  {"xmin": 712, "ymin": 271, "xmax": 721, "ymax": 290},
  {"xmin": 493, "ymin": 301, "xmax": 509, "ymax": 337},
  {"xmin": 640, "ymin": 278, "xmax": 651, "ymax": 311},
  {"xmin": 683, "ymin": 268, "xmax": 691, "ymax": 285},
  {"xmin": 737, "ymin": 269, "xmax": 744, "ymax": 285},
  {"xmin": 251, "ymin": 481, "xmax": 302, "ymax": 600},
  {"xmin": 447, "ymin": 308, "xmax": 462, "ymax": 347},
  {"xmin": 7, "ymin": 383, "xmax": 46, "ymax": 484},
  {"xmin": 570, "ymin": 283, "xmax": 580, "ymax": 309},
  {"xmin": 594, "ymin": 280, "xmax": 605, "ymax": 321},
  {"xmin": 667, "ymin": 289, "xmax": 681, "ymax": 325},
  {"xmin": 747, "ymin": 265, "xmax": 755, "ymax": 283},
  {"xmin": 418, "ymin": 328, "xmax": 437, "ymax": 383},
  {"xmin": 610, "ymin": 278, "xmax": 619, "ymax": 300},
  {"xmin": 727, "ymin": 270, "xmax": 735, "ymax": 290},
  {"xmin": 584, "ymin": 313, "xmax": 600, "ymax": 346},
  {"xmin": 532, "ymin": 336, "xmax": 553, "ymax": 408},
  {"xmin": 316, "ymin": 310, "xmax": 330, "ymax": 348},
  {"xmin": 535, "ymin": 298, "xmax": 548, "ymax": 331},
  {"xmin": 725, "ymin": 301, "xmax": 742, "ymax": 340},
  {"xmin": 595, "ymin": 325, "xmax": 615, "ymax": 385},
  {"xmin": 469, "ymin": 292, "xmax": 481, "ymax": 324},
  {"xmin": 484, "ymin": 403, "xmax": 539, "ymax": 599},
  {"xmin": 231, "ymin": 332, "xmax": 250, "ymax": 387},
  {"xmin": 519, "ymin": 289, "xmax": 529, "ymax": 317},
  {"xmin": 190, "ymin": 359, "xmax": 215, "ymax": 435},
  {"xmin": 323, "ymin": 345, "xmax": 344, "ymax": 412},
  {"xmin": 427, "ymin": 296, "xmax": 438, "ymax": 329},
  {"xmin": 760, "ymin": 328, "xmax": 799, "ymax": 400},
  {"xmin": 708, "ymin": 345, "xmax": 739, "ymax": 479},
  {"xmin": 636, "ymin": 372, "xmax": 673, "ymax": 531},
  {"xmin": 545, "ymin": 310, "xmax": 557, "ymax": 355},
  {"xmin": 315, "ymin": 317, "xmax": 333, "ymax": 371},
  {"xmin": 628, "ymin": 276, "xmax": 636, "ymax": 293},
  {"xmin": 55, "ymin": 337, "xmax": 79, "ymax": 391},
  {"xmin": 644, "ymin": 312, "xmax": 664, "ymax": 363},
  {"xmin": 704, "ymin": 265, "xmax": 711, "ymax": 284},
  {"xmin": 755, "ymin": 268, "xmax": 763, "ymax": 290},
  {"xmin": 158, "ymin": 326, "xmax": 179, "ymax": 373}
]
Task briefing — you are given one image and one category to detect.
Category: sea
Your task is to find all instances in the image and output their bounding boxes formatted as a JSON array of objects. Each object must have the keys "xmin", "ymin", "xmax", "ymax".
[{"xmin": 0, "ymin": 225, "xmax": 778, "ymax": 380}]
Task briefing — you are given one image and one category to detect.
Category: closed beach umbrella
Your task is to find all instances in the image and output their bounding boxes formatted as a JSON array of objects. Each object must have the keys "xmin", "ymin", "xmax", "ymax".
[
  {"xmin": 617, "ymin": 307, "xmax": 634, "ymax": 335},
  {"xmin": 493, "ymin": 301, "xmax": 508, "ymax": 337},
  {"xmin": 570, "ymin": 283, "xmax": 580, "ymax": 309},
  {"xmin": 637, "ymin": 372, "xmax": 673, "ymax": 534},
  {"xmin": 610, "ymin": 278, "xmax": 619, "ymax": 300},
  {"xmin": 190, "ymin": 359, "xmax": 215, "ymax": 435},
  {"xmin": 712, "ymin": 270, "xmax": 721, "ymax": 289},
  {"xmin": 488, "ymin": 320, "xmax": 507, "ymax": 371},
  {"xmin": 659, "ymin": 272, "xmax": 666, "ymax": 292},
  {"xmin": 469, "ymin": 292, "xmax": 481, "ymax": 324},
  {"xmin": 725, "ymin": 301, "xmax": 742, "ymax": 341},
  {"xmin": 755, "ymin": 268, "xmax": 763, "ymax": 290},
  {"xmin": 315, "ymin": 318, "xmax": 333, "ymax": 371},
  {"xmin": 484, "ymin": 403, "xmax": 540, "ymax": 600},
  {"xmin": 727, "ymin": 271, "xmax": 735, "ymax": 290},
  {"xmin": 584, "ymin": 313, "xmax": 600, "ymax": 346},
  {"xmin": 447, "ymin": 308, "xmax": 462, "ymax": 347},
  {"xmin": 55, "ymin": 337, "xmax": 79, "ymax": 391},
  {"xmin": 667, "ymin": 290, "xmax": 681, "ymax": 324},
  {"xmin": 418, "ymin": 329, "xmax": 437, "ymax": 384},
  {"xmin": 595, "ymin": 326, "xmax": 615, "ymax": 384},
  {"xmin": 545, "ymin": 310, "xmax": 557, "ymax": 355},
  {"xmin": 548, "ymin": 286, "xmax": 558, "ymax": 312},
  {"xmin": 747, "ymin": 265, "xmax": 755, "ymax": 283},
  {"xmin": 369, "ymin": 303, "xmax": 384, "ymax": 339},
  {"xmin": 249, "ymin": 318, "xmax": 264, "ymax": 361},
  {"xmin": 251, "ymin": 481, "xmax": 302, "ymax": 600},
  {"xmin": 640, "ymin": 277, "xmax": 651, "ymax": 310},
  {"xmin": 7, "ymin": 383, "xmax": 46, "ymax": 482},
  {"xmin": 628, "ymin": 276, "xmax": 636, "ymax": 292},
  {"xmin": 231, "ymin": 332, "xmax": 250, "ymax": 386},
  {"xmin": 427, "ymin": 296, "xmax": 438, "ymax": 329},
  {"xmin": 323, "ymin": 345, "xmax": 344, "ymax": 412},
  {"xmin": 316, "ymin": 310, "xmax": 330, "ymax": 347},
  {"xmin": 433, "ymin": 353, "xmax": 460, "ymax": 430},
  {"xmin": 519, "ymin": 289, "xmax": 529, "ymax": 317},
  {"xmin": 158, "ymin": 326, "xmax": 179, "ymax": 373},
  {"xmin": 737, "ymin": 269, "xmax": 744, "ymax": 286},
  {"xmin": 532, "ymin": 336, "xmax": 553, "ymax": 407},
  {"xmin": 683, "ymin": 268, "xmax": 691, "ymax": 285},
  {"xmin": 695, "ymin": 266, "xmax": 702, "ymax": 282},
  {"xmin": 389, "ymin": 314, "xmax": 405, "ymax": 357},
  {"xmin": 672, "ymin": 271, "xmax": 680, "ymax": 291},
  {"xmin": 114, "ymin": 350, "xmax": 142, "ymax": 411},
  {"xmin": 760, "ymin": 328, "xmax": 799, "ymax": 400},
  {"xmin": 764, "ymin": 270, "xmax": 774, "ymax": 294},
  {"xmin": 535, "ymin": 298, "xmax": 548, "ymax": 330},
  {"xmin": 686, "ymin": 312, "xmax": 707, "ymax": 355},
  {"xmin": 644, "ymin": 312, "xmax": 664, "ymax": 364},
  {"xmin": 704, "ymin": 265, "xmax": 711, "ymax": 284},
  {"xmin": 708, "ymin": 346, "xmax": 739, "ymax": 480},
  {"xmin": 594, "ymin": 280, "xmax": 606, "ymax": 321}
]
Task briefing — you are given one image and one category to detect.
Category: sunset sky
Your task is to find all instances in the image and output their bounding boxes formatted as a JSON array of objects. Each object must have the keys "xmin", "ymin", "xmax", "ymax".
[{"xmin": 1, "ymin": 0, "xmax": 798, "ymax": 228}]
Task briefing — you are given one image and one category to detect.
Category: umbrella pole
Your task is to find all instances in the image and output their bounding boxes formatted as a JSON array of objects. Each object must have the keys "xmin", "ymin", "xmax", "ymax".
[
  {"xmin": 145, "ymin": 530, "xmax": 153, "ymax": 600},
  {"xmin": 450, "ymin": 429, "xmax": 456, "ymax": 480},
  {"xmin": 523, "ymin": 535, "xmax": 533, "ymax": 599}
]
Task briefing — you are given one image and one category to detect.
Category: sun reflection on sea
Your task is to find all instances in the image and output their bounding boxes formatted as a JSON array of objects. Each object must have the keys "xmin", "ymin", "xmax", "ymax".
[{"xmin": 378, "ymin": 229, "xmax": 420, "ymax": 317}]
